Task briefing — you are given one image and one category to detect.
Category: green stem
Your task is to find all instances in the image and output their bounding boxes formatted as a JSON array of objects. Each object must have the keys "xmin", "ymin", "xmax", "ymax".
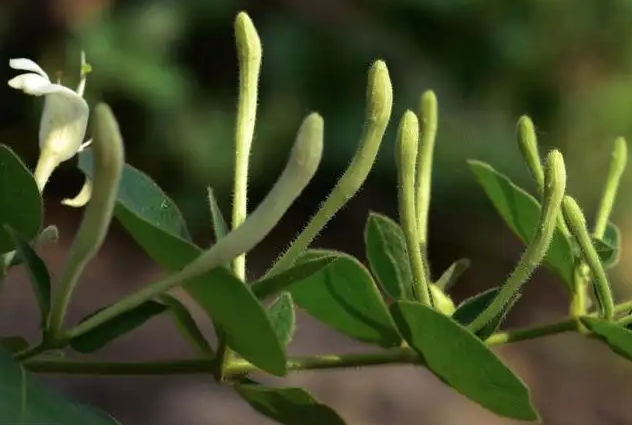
[
  {"xmin": 14, "ymin": 343, "xmax": 47, "ymax": 361},
  {"xmin": 593, "ymin": 137, "xmax": 627, "ymax": 239},
  {"xmin": 47, "ymin": 104, "xmax": 124, "ymax": 339},
  {"xmin": 396, "ymin": 111, "xmax": 431, "ymax": 305},
  {"xmin": 415, "ymin": 91, "xmax": 437, "ymax": 254},
  {"xmin": 563, "ymin": 196, "xmax": 615, "ymax": 320},
  {"xmin": 263, "ymin": 60, "xmax": 393, "ymax": 278},
  {"xmin": 21, "ymin": 318, "xmax": 582, "ymax": 376},
  {"xmin": 231, "ymin": 11, "xmax": 262, "ymax": 281},
  {"xmin": 468, "ymin": 150, "xmax": 567, "ymax": 332}
]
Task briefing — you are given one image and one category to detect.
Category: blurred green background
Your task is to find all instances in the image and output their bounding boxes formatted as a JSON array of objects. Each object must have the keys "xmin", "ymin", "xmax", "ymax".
[{"xmin": 5, "ymin": 1, "xmax": 632, "ymax": 424}]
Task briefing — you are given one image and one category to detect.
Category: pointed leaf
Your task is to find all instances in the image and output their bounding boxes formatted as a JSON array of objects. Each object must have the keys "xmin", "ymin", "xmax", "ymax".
[
  {"xmin": 452, "ymin": 287, "xmax": 521, "ymax": 340},
  {"xmin": 69, "ymin": 301, "xmax": 167, "ymax": 353},
  {"xmin": 235, "ymin": 383, "xmax": 346, "ymax": 425},
  {"xmin": 364, "ymin": 212, "xmax": 414, "ymax": 300},
  {"xmin": 435, "ymin": 259, "xmax": 470, "ymax": 291},
  {"xmin": 469, "ymin": 160, "xmax": 574, "ymax": 290},
  {"xmin": 207, "ymin": 187, "xmax": 229, "ymax": 241},
  {"xmin": 0, "ymin": 345, "xmax": 119, "ymax": 423},
  {"xmin": 290, "ymin": 250, "xmax": 402, "ymax": 348},
  {"xmin": 4, "ymin": 225, "xmax": 51, "ymax": 327},
  {"xmin": 159, "ymin": 294, "xmax": 214, "ymax": 357},
  {"xmin": 268, "ymin": 293, "xmax": 296, "ymax": 347},
  {"xmin": 0, "ymin": 145, "xmax": 42, "ymax": 255},
  {"xmin": 581, "ymin": 317, "xmax": 632, "ymax": 361},
  {"xmin": 79, "ymin": 149, "xmax": 191, "ymax": 241},
  {"xmin": 79, "ymin": 151, "xmax": 286, "ymax": 375},
  {"xmin": 390, "ymin": 301, "xmax": 539, "ymax": 421},
  {"xmin": 252, "ymin": 255, "xmax": 338, "ymax": 299},
  {"xmin": 1, "ymin": 336, "xmax": 29, "ymax": 354}
]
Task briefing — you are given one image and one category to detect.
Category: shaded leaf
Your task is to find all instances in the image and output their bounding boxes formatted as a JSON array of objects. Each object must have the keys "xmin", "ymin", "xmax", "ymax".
[
  {"xmin": 581, "ymin": 317, "xmax": 632, "ymax": 361},
  {"xmin": 268, "ymin": 293, "xmax": 295, "ymax": 347},
  {"xmin": 592, "ymin": 222, "xmax": 621, "ymax": 268},
  {"xmin": 79, "ymin": 151, "xmax": 286, "ymax": 376},
  {"xmin": 452, "ymin": 287, "xmax": 521, "ymax": 340},
  {"xmin": 290, "ymin": 250, "xmax": 402, "ymax": 348},
  {"xmin": 235, "ymin": 383, "xmax": 346, "ymax": 425},
  {"xmin": 364, "ymin": 212, "xmax": 414, "ymax": 300},
  {"xmin": 0, "ymin": 345, "xmax": 119, "ymax": 423},
  {"xmin": 159, "ymin": 294, "xmax": 213, "ymax": 357},
  {"xmin": 434, "ymin": 259, "xmax": 470, "ymax": 291},
  {"xmin": 390, "ymin": 301, "xmax": 539, "ymax": 421},
  {"xmin": 252, "ymin": 255, "xmax": 338, "ymax": 299},
  {"xmin": 70, "ymin": 301, "xmax": 167, "ymax": 353},
  {"xmin": 0, "ymin": 145, "xmax": 42, "ymax": 255},
  {"xmin": 469, "ymin": 161, "xmax": 574, "ymax": 290},
  {"xmin": 4, "ymin": 225, "xmax": 51, "ymax": 327}
]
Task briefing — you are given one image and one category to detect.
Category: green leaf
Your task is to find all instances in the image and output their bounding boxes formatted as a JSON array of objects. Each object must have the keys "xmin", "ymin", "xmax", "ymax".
[
  {"xmin": 1, "ymin": 336, "xmax": 29, "ymax": 354},
  {"xmin": 207, "ymin": 187, "xmax": 229, "ymax": 241},
  {"xmin": 592, "ymin": 222, "xmax": 620, "ymax": 268},
  {"xmin": 452, "ymin": 287, "xmax": 520, "ymax": 340},
  {"xmin": 0, "ymin": 145, "xmax": 42, "ymax": 255},
  {"xmin": 268, "ymin": 293, "xmax": 295, "ymax": 347},
  {"xmin": 70, "ymin": 301, "xmax": 167, "ymax": 353},
  {"xmin": 581, "ymin": 317, "xmax": 632, "ymax": 361},
  {"xmin": 4, "ymin": 225, "xmax": 50, "ymax": 327},
  {"xmin": 79, "ymin": 151, "xmax": 286, "ymax": 376},
  {"xmin": 79, "ymin": 150, "xmax": 191, "ymax": 241},
  {"xmin": 390, "ymin": 301, "xmax": 539, "ymax": 421},
  {"xmin": 235, "ymin": 383, "xmax": 346, "ymax": 425},
  {"xmin": 364, "ymin": 212, "xmax": 414, "ymax": 300},
  {"xmin": 0, "ymin": 345, "xmax": 119, "ymax": 423},
  {"xmin": 434, "ymin": 259, "xmax": 470, "ymax": 291},
  {"xmin": 290, "ymin": 250, "xmax": 402, "ymax": 348},
  {"xmin": 159, "ymin": 294, "xmax": 214, "ymax": 357},
  {"xmin": 469, "ymin": 160, "xmax": 574, "ymax": 290},
  {"xmin": 252, "ymin": 255, "xmax": 339, "ymax": 299}
]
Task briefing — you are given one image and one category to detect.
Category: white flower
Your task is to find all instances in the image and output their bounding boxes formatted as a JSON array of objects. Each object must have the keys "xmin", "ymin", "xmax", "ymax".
[{"xmin": 8, "ymin": 55, "xmax": 90, "ymax": 191}]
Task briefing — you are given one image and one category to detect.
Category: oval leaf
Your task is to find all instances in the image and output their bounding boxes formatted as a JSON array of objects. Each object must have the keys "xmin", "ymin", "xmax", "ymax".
[
  {"xmin": 4, "ymin": 225, "xmax": 51, "ymax": 327},
  {"xmin": 252, "ymin": 255, "xmax": 338, "ymax": 300},
  {"xmin": 70, "ymin": 301, "xmax": 167, "ymax": 353},
  {"xmin": 290, "ymin": 250, "xmax": 402, "ymax": 348},
  {"xmin": 268, "ymin": 293, "xmax": 296, "ymax": 347},
  {"xmin": 364, "ymin": 212, "xmax": 414, "ymax": 300},
  {"xmin": 159, "ymin": 294, "xmax": 214, "ymax": 357},
  {"xmin": 114, "ymin": 205, "xmax": 286, "ymax": 376},
  {"xmin": 390, "ymin": 301, "xmax": 539, "ymax": 421},
  {"xmin": 79, "ymin": 149, "xmax": 191, "ymax": 241},
  {"xmin": 235, "ymin": 383, "xmax": 346, "ymax": 425},
  {"xmin": 452, "ymin": 287, "xmax": 521, "ymax": 340},
  {"xmin": 0, "ymin": 145, "xmax": 42, "ymax": 254},
  {"xmin": 0, "ymin": 345, "xmax": 119, "ymax": 423},
  {"xmin": 581, "ymin": 317, "xmax": 632, "ymax": 361},
  {"xmin": 468, "ymin": 160, "xmax": 574, "ymax": 290},
  {"xmin": 592, "ymin": 222, "xmax": 620, "ymax": 269}
]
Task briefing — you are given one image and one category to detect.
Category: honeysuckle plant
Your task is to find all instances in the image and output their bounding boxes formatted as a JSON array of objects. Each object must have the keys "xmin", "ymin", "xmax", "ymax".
[
  {"xmin": 8, "ymin": 51, "xmax": 92, "ymax": 192},
  {"xmin": 1, "ymin": 10, "xmax": 632, "ymax": 425}
]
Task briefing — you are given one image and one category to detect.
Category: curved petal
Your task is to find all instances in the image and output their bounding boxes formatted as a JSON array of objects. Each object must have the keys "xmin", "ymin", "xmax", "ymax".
[
  {"xmin": 39, "ymin": 86, "xmax": 89, "ymax": 163},
  {"xmin": 8, "ymin": 73, "xmax": 54, "ymax": 95},
  {"xmin": 62, "ymin": 178, "xmax": 92, "ymax": 207},
  {"xmin": 9, "ymin": 58, "xmax": 49, "ymax": 80}
]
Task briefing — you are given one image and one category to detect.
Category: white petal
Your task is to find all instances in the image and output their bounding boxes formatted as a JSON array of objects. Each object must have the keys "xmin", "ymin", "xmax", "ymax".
[
  {"xmin": 39, "ymin": 88, "xmax": 90, "ymax": 163},
  {"xmin": 9, "ymin": 58, "xmax": 49, "ymax": 80},
  {"xmin": 8, "ymin": 73, "xmax": 54, "ymax": 95}
]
